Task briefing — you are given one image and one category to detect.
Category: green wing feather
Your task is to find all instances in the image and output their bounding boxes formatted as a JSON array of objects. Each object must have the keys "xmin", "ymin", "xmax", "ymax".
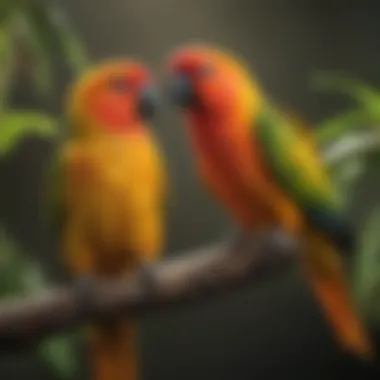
[{"xmin": 255, "ymin": 104, "xmax": 353, "ymax": 251}]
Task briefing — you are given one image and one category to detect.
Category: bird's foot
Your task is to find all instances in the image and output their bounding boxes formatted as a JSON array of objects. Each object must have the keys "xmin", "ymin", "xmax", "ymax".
[{"xmin": 257, "ymin": 227, "xmax": 299, "ymax": 268}]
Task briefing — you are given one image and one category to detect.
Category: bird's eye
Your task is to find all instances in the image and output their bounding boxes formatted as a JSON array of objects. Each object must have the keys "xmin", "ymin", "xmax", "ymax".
[
  {"xmin": 108, "ymin": 76, "xmax": 130, "ymax": 93},
  {"xmin": 196, "ymin": 64, "xmax": 214, "ymax": 78}
]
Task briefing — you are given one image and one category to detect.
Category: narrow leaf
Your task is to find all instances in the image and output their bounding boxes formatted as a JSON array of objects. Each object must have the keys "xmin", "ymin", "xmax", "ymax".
[
  {"xmin": 353, "ymin": 207, "xmax": 380, "ymax": 325},
  {"xmin": 0, "ymin": 111, "xmax": 58, "ymax": 156},
  {"xmin": 13, "ymin": 10, "xmax": 54, "ymax": 97},
  {"xmin": 312, "ymin": 72, "xmax": 380, "ymax": 112},
  {"xmin": 24, "ymin": 2, "xmax": 89, "ymax": 79},
  {"xmin": 329, "ymin": 154, "xmax": 366, "ymax": 208},
  {"xmin": 45, "ymin": 2, "xmax": 89, "ymax": 75},
  {"xmin": 315, "ymin": 108, "xmax": 375, "ymax": 145},
  {"xmin": 0, "ymin": 0, "xmax": 11, "ymax": 24},
  {"xmin": 39, "ymin": 334, "xmax": 79, "ymax": 380},
  {"xmin": 323, "ymin": 131, "xmax": 380, "ymax": 166},
  {"xmin": 0, "ymin": 20, "xmax": 15, "ymax": 111}
]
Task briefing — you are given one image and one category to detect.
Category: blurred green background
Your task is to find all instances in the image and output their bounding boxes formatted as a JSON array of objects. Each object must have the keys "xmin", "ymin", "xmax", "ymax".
[{"xmin": 2, "ymin": 0, "xmax": 380, "ymax": 379}]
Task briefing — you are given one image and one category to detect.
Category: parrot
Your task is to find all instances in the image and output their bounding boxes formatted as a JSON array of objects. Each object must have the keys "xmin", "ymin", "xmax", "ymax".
[
  {"xmin": 165, "ymin": 44, "xmax": 374, "ymax": 360},
  {"xmin": 49, "ymin": 59, "xmax": 168, "ymax": 380}
]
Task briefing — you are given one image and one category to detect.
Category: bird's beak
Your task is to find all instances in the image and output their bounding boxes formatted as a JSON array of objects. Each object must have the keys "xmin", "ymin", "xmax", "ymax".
[
  {"xmin": 138, "ymin": 85, "xmax": 159, "ymax": 120},
  {"xmin": 168, "ymin": 74, "xmax": 194, "ymax": 108}
]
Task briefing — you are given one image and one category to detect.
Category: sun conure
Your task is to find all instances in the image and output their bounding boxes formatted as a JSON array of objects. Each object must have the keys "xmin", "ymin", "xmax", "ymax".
[
  {"xmin": 165, "ymin": 44, "xmax": 374, "ymax": 360},
  {"xmin": 49, "ymin": 60, "xmax": 168, "ymax": 380}
]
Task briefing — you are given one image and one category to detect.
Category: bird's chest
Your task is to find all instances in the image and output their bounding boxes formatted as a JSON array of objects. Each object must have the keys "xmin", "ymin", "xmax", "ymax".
[
  {"xmin": 197, "ymin": 130, "xmax": 248, "ymax": 184},
  {"xmin": 65, "ymin": 142, "xmax": 134, "ymax": 244},
  {"xmin": 190, "ymin": 123, "xmax": 275, "ymax": 227}
]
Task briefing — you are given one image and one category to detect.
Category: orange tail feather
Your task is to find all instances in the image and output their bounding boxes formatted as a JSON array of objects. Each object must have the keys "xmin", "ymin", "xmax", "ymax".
[
  {"xmin": 90, "ymin": 319, "xmax": 138, "ymax": 380},
  {"xmin": 302, "ymin": 230, "xmax": 374, "ymax": 360}
]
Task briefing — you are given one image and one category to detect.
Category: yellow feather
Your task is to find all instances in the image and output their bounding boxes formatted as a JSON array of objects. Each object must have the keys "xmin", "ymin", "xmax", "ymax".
[{"xmin": 62, "ymin": 131, "xmax": 166, "ymax": 272}]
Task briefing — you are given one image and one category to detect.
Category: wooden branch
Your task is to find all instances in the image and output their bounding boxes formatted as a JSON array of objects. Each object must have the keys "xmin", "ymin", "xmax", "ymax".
[
  {"xmin": 0, "ymin": 132, "xmax": 368, "ymax": 352},
  {"xmin": 0, "ymin": 231, "xmax": 299, "ymax": 352}
]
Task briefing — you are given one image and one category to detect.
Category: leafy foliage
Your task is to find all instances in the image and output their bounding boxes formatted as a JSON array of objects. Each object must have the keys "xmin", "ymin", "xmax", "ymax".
[
  {"xmin": 313, "ymin": 72, "xmax": 380, "ymax": 144},
  {"xmin": 1, "ymin": 0, "xmax": 88, "ymax": 100},
  {"xmin": 314, "ymin": 72, "xmax": 380, "ymax": 327},
  {"xmin": 353, "ymin": 207, "xmax": 380, "ymax": 326},
  {"xmin": 0, "ymin": 0, "xmax": 89, "ymax": 152},
  {"xmin": 0, "ymin": 230, "xmax": 79, "ymax": 379},
  {"xmin": 0, "ymin": 0, "xmax": 89, "ymax": 378},
  {"xmin": 0, "ymin": 111, "xmax": 57, "ymax": 155}
]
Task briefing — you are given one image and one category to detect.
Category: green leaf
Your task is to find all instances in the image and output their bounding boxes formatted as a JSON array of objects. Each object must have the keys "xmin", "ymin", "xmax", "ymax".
[
  {"xmin": 0, "ymin": 230, "xmax": 78, "ymax": 379},
  {"xmin": 312, "ymin": 72, "xmax": 380, "ymax": 145},
  {"xmin": 323, "ymin": 131, "xmax": 380, "ymax": 166},
  {"xmin": 315, "ymin": 108, "xmax": 375, "ymax": 145},
  {"xmin": 353, "ymin": 207, "xmax": 380, "ymax": 325},
  {"xmin": 24, "ymin": 2, "xmax": 89, "ymax": 79},
  {"xmin": 12, "ymin": 10, "xmax": 54, "ymax": 97},
  {"xmin": 39, "ymin": 332, "xmax": 79, "ymax": 380},
  {"xmin": 0, "ymin": 230, "xmax": 31, "ymax": 294},
  {"xmin": 44, "ymin": 3, "xmax": 89, "ymax": 75},
  {"xmin": 322, "ymin": 130, "xmax": 380, "ymax": 207},
  {"xmin": 0, "ymin": 0, "xmax": 12, "ymax": 24},
  {"xmin": 0, "ymin": 20, "xmax": 15, "ymax": 110},
  {"xmin": 363, "ymin": 149, "xmax": 380, "ymax": 172},
  {"xmin": 329, "ymin": 154, "xmax": 366, "ymax": 208},
  {"xmin": 312, "ymin": 72, "xmax": 380, "ymax": 114},
  {"xmin": 0, "ymin": 111, "xmax": 58, "ymax": 156},
  {"xmin": 12, "ymin": 2, "xmax": 88, "ymax": 98}
]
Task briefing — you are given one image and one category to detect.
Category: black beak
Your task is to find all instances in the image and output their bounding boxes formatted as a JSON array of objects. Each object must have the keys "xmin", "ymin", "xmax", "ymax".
[
  {"xmin": 168, "ymin": 75, "xmax": 194, "ymax": 108},
  {"xmin": 138, "ymin": 85, "xmax": 159, "ymax": 119}
]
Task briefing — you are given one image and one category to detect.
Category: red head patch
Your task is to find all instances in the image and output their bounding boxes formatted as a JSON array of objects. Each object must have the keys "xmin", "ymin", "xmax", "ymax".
[{"xmin": 67, "ymin": 60, "xmax": 158, "ymax": 135}]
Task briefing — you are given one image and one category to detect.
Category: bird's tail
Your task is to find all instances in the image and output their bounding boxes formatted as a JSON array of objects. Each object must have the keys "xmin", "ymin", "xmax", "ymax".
[
  {"xmin": 89, "ymin": 318, "xmax": 138, "ymax": 380},
  {"xmin": 301, "ymin": 229, "xmax": 374, "ymax": 361}
]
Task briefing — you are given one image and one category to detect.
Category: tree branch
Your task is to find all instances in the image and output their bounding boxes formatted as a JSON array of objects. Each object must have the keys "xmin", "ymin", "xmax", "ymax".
[
  {"xmin": 1, "ymin": 131, "xmax": 373, "ymax": 352},
  {"xmin": 0, "ymin": 232, "xmax": 299, "ymax": 351}
]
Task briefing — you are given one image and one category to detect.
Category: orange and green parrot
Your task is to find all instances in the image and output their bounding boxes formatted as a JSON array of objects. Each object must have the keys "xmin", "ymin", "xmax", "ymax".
[
  {"xmin": 49, "ymin": 60, "xmax": 167, "ymax": 380},
  {"xmin": 165, "ymin": 44, "xmax": 374, "ymax": 360}
]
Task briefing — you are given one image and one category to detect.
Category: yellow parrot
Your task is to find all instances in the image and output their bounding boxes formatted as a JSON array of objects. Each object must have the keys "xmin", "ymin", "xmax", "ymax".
[{"xmin": 50, "ymin": 60, "xmax": 167, "ymax": 380}]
